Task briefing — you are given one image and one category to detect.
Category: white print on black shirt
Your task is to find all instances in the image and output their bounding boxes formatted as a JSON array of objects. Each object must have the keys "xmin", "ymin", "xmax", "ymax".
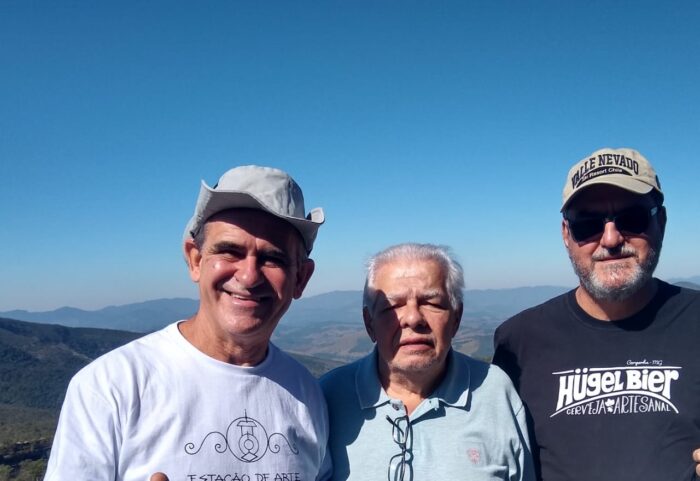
[
  {"xmin": 185, "ymin": 411, "xmax": 298, "ymax": 462},
  {"xmin": 550, "ymin": 363, "xmax": 681, "ymax": 417}
]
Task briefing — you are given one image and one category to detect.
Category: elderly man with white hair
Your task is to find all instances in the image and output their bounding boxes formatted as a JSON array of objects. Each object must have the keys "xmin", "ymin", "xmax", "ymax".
[{"xmin": 321, "ymin": 243, "xmax": 534, "ymax": 481}]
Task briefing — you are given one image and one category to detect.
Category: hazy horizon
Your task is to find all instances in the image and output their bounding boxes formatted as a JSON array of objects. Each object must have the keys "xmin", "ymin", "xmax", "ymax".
[{"xmin": 6, "ymin": 276, "xmax": 700, "ymax": 313}]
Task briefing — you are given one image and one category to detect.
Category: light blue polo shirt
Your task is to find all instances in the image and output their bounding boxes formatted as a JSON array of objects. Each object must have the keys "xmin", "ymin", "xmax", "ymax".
[{"xmin": 320, "ymin": 348, "xmax": 535, "ymax": 481}]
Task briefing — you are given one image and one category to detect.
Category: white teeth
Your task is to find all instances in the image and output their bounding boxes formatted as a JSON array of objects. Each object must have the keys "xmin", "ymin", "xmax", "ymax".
[
  {"xmin": 227, "ymin": 292, "xmax": 258, "ymax": 302},
  {"xmin": 220, "ymin": 286, "xmax": 261, "ymax": 302}
]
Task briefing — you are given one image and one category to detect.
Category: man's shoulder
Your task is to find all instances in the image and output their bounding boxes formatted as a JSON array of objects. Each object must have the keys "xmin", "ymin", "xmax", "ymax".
[
  {"xmin": 319, "ymin": 357, "xmax": 363, "ymax": 390},
  {"xmin": 319, "ymin": 356, "xmax": 373, "ymax": 406},
  {"xmin": 651, "ymin": 280, "xmax": 700, "ymax": 330},
  {"xmin": 453, "ymin": 351, "xmax": 515, "ymax": 390},
  {"xmin": 450, "ymin": 352, "xmax": 523, "ymax": 413},
  {"xmin": 658, "ymin": 279, "xmax": 700, "ymax": 305},
  {"xmin": 269, "ymin": 344, "xmax": 323, "ymax": 382},
  {"xmin": 69, "ymin": 325, "xmax": 173, "ymax": 386},
  {"xmin": 498, "ymin": 289, "xmax": 572, "ymax": 332},
  {"xmin": 452, "ymin": 350, "xmax": 489, "ymax": 372}
]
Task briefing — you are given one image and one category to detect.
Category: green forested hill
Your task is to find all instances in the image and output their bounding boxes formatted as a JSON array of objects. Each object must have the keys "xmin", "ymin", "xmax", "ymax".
[
  {"xmin": 0, "ymin": 319, "xmax": 144, "ymax": 477},
  {"xmin": 0, "ymin": 317, "xmax": 143, "ymax": 410}
]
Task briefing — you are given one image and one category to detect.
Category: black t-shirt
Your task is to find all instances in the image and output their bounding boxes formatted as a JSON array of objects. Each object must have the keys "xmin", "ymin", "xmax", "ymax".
[{"xmin": 493, "ymin": 280, "xmax": 700, "ymax": 481}]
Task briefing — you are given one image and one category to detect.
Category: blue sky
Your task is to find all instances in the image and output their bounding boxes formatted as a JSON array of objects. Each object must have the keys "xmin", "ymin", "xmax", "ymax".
[{"xmin": 2, "ymin": 1, "xmax": 700, "ymax": 311}]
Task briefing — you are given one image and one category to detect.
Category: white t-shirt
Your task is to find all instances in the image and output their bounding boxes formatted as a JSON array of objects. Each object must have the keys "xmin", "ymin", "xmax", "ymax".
[{"xmin": 45, "ymin": 322, "xmax": 331, "ymax": 481}]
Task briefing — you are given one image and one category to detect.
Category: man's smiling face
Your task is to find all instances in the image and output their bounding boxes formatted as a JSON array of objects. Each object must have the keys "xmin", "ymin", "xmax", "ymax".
[{"xmin": 186, "ymin": 208, "xmax": 313, "ymax": 349}]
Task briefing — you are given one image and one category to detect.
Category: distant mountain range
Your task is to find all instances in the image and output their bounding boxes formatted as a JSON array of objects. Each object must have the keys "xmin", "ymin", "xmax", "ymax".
[
  {"xmin": 0, "ymin": 298, "xmax": 199, "ymax": 334},
  {"xmin": 0, "ymin": 286, "xmax": 575, "ymax": 362},
  {"xmin": 4, "ymin": 280, "xmax": 699, "ymax": 332},
  {"xmin": 2, "ymin": 286, "xmax": 578, "ymax": 333},
  {"xmin": 667, "ymin": 276, "xmax": 700, "ymax": 287},
  {"xmin": 3, "ymin": 280, "xmax": 698, "ymax": 364}
]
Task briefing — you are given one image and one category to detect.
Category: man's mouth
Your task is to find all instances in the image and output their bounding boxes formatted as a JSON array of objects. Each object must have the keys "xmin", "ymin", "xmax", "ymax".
[
  {"xmin": 594, "ymin": 255, "xmax": 636, "ymax": 267},
  {"xmin": 593, "ymin": 246, "xmax": 637, "ymax": 263},
  {"xmin": 221, "ymin": 288, "xmax": 264, "ymax": 306},
  {"xmin": 399, "ymin": 337, "xmax": 434, "ymax": 349},
  {"xmin": 596, "ymin": 256, "xmax": 630, "ymax": 262}
]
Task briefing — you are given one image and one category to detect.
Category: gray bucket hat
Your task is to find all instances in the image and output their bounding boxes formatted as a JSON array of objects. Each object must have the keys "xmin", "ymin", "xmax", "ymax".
[{"xmin": 184, "ymin": 165, "xmax": 325, "ymax": 253}]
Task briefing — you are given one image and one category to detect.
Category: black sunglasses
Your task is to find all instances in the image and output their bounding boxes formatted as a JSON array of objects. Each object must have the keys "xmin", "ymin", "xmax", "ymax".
[{"xmin": 565, "ymin": 205, "xmax": 659, "ymax": 243}]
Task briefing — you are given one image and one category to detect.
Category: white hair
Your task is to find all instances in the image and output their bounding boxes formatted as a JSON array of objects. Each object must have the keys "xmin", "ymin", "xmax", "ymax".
[{"xmin": 363, "ymin": 243, "xmax": 464, "ymax": 311}]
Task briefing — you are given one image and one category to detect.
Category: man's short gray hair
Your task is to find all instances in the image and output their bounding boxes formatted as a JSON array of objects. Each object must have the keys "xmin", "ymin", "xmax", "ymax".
[{"xmin": 363, "ymin": 243, "xmax": 464, "ymax": 311}]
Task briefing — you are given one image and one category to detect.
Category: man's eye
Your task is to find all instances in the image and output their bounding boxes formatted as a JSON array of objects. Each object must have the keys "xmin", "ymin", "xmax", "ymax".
[
  {"xmin": 378, "ymin": 303, "xmax": 397, "ymax": 313},
  {"xmin": 423, "ymin": 301, "xmax": 448, "ymax": 310},
  {"xmin": 261, "ymin": 256, "xmax": 288, "ymax": 268},
  {"xmin": 219, "ymin": 250, "xmax": 244, "ymax": 261}
]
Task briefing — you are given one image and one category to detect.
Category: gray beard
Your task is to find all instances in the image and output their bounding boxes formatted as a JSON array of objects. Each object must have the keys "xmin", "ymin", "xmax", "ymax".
[{"xmin": 570, "ymin": 243, "xmax": 661, "ymax": 302}]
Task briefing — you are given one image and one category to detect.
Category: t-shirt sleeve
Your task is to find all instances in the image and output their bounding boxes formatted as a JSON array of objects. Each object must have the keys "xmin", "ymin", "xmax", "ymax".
[
  {"xmin": 512, "ymin": 389, "xmax": 536, "ymax": 481},
  {"xmin": 44, "ymin": 373, "xmax": 119, "ymax": 481},
  {"xmin": 315, "ymin": 444, "xmax": 333, "ymax": 481},
  {"xmin": 492, "ymin": 321, "xmax": 522, "ymax": 392}
]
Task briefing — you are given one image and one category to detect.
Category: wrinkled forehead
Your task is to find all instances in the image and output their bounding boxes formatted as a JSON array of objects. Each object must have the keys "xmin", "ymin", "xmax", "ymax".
[
  {"xmin": 205, "ymin": 208, "xmax": 305, "ymax": 254},
  {"xmin": 373, "ymin": 258, "xmax": 447, "ymax": 293},
  {"xmin": 565, "ymin": 184, "xmax": 656, "ymax": 216}
]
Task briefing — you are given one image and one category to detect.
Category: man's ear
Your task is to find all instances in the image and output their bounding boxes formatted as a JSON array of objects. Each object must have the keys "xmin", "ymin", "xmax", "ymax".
[
  {"xmin": 657, "ymin": 205, "xmax": 668, "ymax": 238},
  {"xmin": 562, "ymin": 219, "xmax": 571, "ymax": 249},
  {"xmin": 362, "ymin": 307, "xmax": 376, "ymax": 342},
  {"xmin": 184, "ymin": 238, "xmax": 203, "ymax": 283},
  {"xmin": 451, "ymin": 302, "xmax": 463, "ymax": 338},
  {"xmin": 293, "ymin": 259, "xmax": 315, "ymax": 299}
]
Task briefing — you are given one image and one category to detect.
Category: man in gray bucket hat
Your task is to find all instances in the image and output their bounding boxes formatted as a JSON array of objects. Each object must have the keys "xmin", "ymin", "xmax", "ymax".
[{"xmin": 46, "ymin": 166, "xmax": 332, "ymax": 481}]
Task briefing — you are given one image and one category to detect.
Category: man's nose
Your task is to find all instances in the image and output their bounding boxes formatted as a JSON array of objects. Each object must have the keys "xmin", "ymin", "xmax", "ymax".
[
  {"xmin": 234, "ymin": 256, "xmax": 263, "ymax": 288},
  {"xmin": 400, "ymin": 301, "xmax": 426, "ymax": 328},
  {"xmin": 599, "ymin": 220, "xmax": 625, "ymax": 248}
]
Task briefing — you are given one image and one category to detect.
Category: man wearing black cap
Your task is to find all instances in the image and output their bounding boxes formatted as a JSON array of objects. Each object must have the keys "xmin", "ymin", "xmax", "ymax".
[
  {"xmin": 45, "ymin": 166, "xmax": 331, "ymax": 480},
  {"xmin": 493, "ymin": 148, "xmax": 700, "ymax": 481}
]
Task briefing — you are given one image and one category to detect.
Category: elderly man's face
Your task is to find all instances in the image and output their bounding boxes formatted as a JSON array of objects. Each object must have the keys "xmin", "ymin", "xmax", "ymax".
[
  {"xmin": 563, "ymin": 185, "xmax": 665, "ymax": 301},
  {"xmin": 364, "ymin": 258, "xmax": 461, "ymax": 377},
  {"xmin": 185, "ymin": 209, "xmax": 314, "ymax": 350}
]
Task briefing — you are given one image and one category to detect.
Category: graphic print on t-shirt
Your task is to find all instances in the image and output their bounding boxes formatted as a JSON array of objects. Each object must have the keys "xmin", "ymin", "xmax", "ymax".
[
  {"xmin": 550, "ymin": 360, "xmax": 681, "ymax": 417},
  {"xmin": 185, "ymin": 411, "xmax": 299, "ymax": 462}
]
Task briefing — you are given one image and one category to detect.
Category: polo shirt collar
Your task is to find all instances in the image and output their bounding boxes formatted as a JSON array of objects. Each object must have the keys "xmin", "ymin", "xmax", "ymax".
[
  {"xmin": 354, "ymin": 348, "xmax": 471, "ymax": 411},
  {"xmin": 355, "ymin": 347, "xmax": 391, "ymax": 409},
  {"xmin": 433, "ymin": 349, "xmax": 470, "ymax": 408}
]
